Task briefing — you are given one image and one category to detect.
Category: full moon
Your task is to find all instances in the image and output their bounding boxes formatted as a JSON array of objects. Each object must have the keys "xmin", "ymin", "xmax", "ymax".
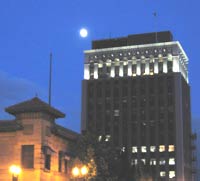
[{"xmin": 80, "ymin": 28, "xmax": 88, "ymax": 38}]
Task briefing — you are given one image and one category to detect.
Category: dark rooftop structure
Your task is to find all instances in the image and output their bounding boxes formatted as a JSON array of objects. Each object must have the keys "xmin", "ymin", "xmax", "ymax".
[
  {"xmin": 92, "ymin": 31, "xmax": 173, "ymax": 49},
  {"xmin": 5, "ymin": 97, "xmax": 65, "ymax": 118}
]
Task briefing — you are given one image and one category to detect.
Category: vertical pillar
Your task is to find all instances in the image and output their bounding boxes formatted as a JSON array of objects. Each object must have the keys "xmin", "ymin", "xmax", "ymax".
[
  {"xmin": 173, "ymin": 56, "xmax": 180, "ymax": 72},
  {"xmin": 84, "ymin": 64, "xmax": 90, "ymax": 80},
  {"xmin": 128, "ymin": 60, "xmax": 132, "ymax": 76},
  {"xmin": 154, "ymin": 58, "xmax": 158, "ymax": 74},
  {"xmin": 137, "ymin": 59, "xmax": 141, "ymax": 75},
  {"xmin": 94, "ymin": 63, "xmax": 98, "ymax": 79},
  {"xmin": 163, "ymin": 57, "xmax": 168, "ymax": 73},
  {"xmin": 145, "ymin": 59, "xmax": 150, "ymax": 75},
  {"xmin": 111, "ymin": 62, "xmax": 115, "ymax": 78},
  {"xmin": 119, "ymin": 61, "xmax": 123, "ymax": 77}
]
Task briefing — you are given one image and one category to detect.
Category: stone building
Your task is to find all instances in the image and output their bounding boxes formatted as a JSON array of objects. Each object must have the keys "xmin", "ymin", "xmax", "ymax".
[{"xmin": 0, "ymin": 97, "xmax": 78, "ymax": 181}]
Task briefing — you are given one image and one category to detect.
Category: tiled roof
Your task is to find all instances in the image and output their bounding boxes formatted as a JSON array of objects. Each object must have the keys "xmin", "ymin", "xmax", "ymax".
[
  {"xmin": 5, "ymin": 97, "xmax": 65, "ymax": 118},
  {"xmin": 0, "ymin": 120, "xmax": 23, "ymax": 132},
  {"xmin": 52, "ymin": 124, "xmax": 79, "ymax": 141}
]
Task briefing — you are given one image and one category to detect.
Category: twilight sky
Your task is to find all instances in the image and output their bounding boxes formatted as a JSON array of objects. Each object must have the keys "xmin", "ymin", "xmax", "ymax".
[{"xmin": 0, "ymin": 0, "xmax": 199, "ymax": 133}]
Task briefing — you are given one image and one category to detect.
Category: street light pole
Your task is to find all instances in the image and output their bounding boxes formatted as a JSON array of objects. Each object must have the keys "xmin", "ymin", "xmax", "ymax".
[
  {"xmin": 71, "ymin": 165, "xmax": 88, "ymax": 181},
  {"xmin": 9, "ymin": 165, "xmax": 21, "ymax": 181}
]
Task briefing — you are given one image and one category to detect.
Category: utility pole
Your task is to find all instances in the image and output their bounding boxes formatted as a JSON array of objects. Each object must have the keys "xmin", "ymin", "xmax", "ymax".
[{"xmin": 48, "ymin": 52, "xmax": 52, "ymax": 106}]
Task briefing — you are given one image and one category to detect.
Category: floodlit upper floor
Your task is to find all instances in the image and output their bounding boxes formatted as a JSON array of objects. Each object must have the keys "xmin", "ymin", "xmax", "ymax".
[{"xmin": 83, "ymin": 31, "xmax": 189, "ymax": 83}]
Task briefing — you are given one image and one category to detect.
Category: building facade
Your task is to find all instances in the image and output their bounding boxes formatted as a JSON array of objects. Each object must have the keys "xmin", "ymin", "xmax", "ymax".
[
  {"xmin": 81, "ymin": 31, "xmax": 195, "ymax": 180},
  {"xmin": 0, "ymin": 97, "xmax": 78, "ymax": 181}
]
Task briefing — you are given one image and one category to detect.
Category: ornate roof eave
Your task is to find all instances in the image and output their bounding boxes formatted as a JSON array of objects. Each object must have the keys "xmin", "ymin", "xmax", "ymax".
[{"xmin": 84, "ymin": 41, "xmax": 188, "ymax": 65}]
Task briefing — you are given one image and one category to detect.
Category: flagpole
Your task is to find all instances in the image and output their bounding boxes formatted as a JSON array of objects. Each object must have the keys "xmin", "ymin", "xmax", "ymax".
[
  {"xmin": 153, "ymin": 12, "xmax": 158, "ymax": 43},
  {"xmin": 48, "ymin": 52, "xmax": 52, "ymax": 106}
]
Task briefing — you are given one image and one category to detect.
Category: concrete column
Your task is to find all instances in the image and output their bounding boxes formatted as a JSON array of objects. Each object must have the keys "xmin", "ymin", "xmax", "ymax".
[
  {"xmin": 84, "ymin": 64, "xmax": 90, "ymax": 80},
  {"xmin": 94, "ymin": 63, "xmax": 98, "ymax": 79},
  {"xmin": 145, "ymin": 59, "xmax": 150, "ymax": 75},
  {"xmin": 128, "ymin": 60, "xmax": 132, "ymax": 76},
  {"xmin": 137, "ymin": 59, "xmax": 141, "ymax": 75}
]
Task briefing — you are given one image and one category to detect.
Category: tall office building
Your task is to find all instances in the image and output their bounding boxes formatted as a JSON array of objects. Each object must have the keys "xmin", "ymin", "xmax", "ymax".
[{"xmin": 81, "ymin": 31, "xmax": 195, "ymax": 180}]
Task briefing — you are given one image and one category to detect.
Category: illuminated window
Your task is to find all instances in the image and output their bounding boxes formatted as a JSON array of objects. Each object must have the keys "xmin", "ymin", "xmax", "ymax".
[
  {"xmin": 132, "ymin": 159, "xmax": 138, "ymax": 165},
  {"xmin": 150, "ymin": 146, "xmax": 156, "ymax": 152},
  {"xmin": 159, "ymin": 158, "xmax": 165, "ymax": 165},
  {"xmin": 141, "ymin": 159, "xmax": 146, "ymax": 165},
  {"xmin": 132, "ymin": 146, "xmax": 137, "ymax": 153},
  {"xmin": 150, "ymin": 158, "xmax": 156, "ymax": 165},
  {"xmin": 141, "ymin": 146, "xmax": 147, "ymax": 153},
  {"xmin": 169, "ymin": 158, "xmax": 175, "ymax": 165},
  {"xmin": 169, "ymin": 171, "xmax": 175, "ymax": 178},
  {"xmin": 160, "ymin": 171, "xmax": 166, "ymax": 177},
  {"xmin": 121, "ymin": 147, "xmax": 126, "ymax": 152},
  {"xmin": 114, "ymin": 110, "xmax": 120, "ymax": 116},
  {"xmin": 168, "ymin": 145, "xmax": 175, "ymax": 152},
  {"xmin": 105, "ymin": 135, "xmax": 111, "ymax": 142},
  {"xmin": 159, "ymin": 145, "xmax": 165, "ymax": 152},
  {"xmin": 98, "ymin": 135, "xmax": 102, "ymax": 142}
]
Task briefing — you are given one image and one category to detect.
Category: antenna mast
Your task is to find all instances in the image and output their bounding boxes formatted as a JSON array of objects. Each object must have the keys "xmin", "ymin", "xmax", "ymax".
[
  {"xmin": 153, "ymin": 12, "xmax": 158, "ymax": 43},
  {"xmin": 48, "ymin": 52, "xmax": 52, "ymax": 106}
]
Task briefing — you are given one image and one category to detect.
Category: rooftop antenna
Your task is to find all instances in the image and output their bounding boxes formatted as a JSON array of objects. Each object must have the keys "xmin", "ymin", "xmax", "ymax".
[
  {"xmin": 153, "ymin": 11, "xmax": 158, "ymax": 43},
  {"xmin": 48, "ymin": 52, "xmax": 52, "ymax": 106}
]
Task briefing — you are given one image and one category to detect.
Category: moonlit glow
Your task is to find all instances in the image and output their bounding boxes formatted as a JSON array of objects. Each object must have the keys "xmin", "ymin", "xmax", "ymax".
[{"xmin": 80, "ymin": 28, "xmax": 88, "ymax": 38}]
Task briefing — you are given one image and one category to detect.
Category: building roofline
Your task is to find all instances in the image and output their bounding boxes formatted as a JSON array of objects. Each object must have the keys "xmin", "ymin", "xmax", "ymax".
[
  {"xmin": 5, "ymin": 97, "xmax": 65, "ymax": 119},
  {"xmin": 84, "ymin": 41, "xmax": 188, "ymax": 64}
]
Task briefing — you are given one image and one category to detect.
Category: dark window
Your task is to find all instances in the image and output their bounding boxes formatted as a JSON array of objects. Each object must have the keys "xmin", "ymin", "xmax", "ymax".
[
  {"xmin": 115, "ymin": 66, "xmax": 119, "ymax": 77},
  {"xmin": 141, "ymin": 63, "xmax": 145, "ymax": 75},
  {"xmin": 131, "ymin": 96, "xmax": 137, "ymax": 107},
  {"xmin": 149, "ymin": 96, "xmax": 155, "ymax": 106},
  {"xmin": 124, "ymin": 65, "xmax": 128, "ymax": 76},
  {"xmin": 132, "ymin": 64, "xmax": 136, "ymax": 74},
  {"xmin": 64, "ymin": 160, "xmax": 68, "ymax": 173},
  {"xmin": 113, "ymin": 126, "xmax": 119, "ymax": 146},
  {"xmin": 114, "ymin": 88, "xmax": 119, "ymax": 98},
  {"xmin": 168, "ymin": 95, "xmax": 174, "ymax": 106},
  {"xmin": 106, "ymin": 66, "xmax": 111, "ymax": 76},
  {"xmin": 58, "ymin": 151, "xmax": 62, "ymax": 172},
  {"xmin": 97, "ymin": 84, "xmax": 102, "ymax": 97},
  {"xmin": 140, "ymin": 80, "xmax": 145, "ymax": 95},
  {"xmin": 122, "ymin": 86, "xmax": 128, "ymax": 97},
  {"xmin": 45, "ymin": 126, "xmax": 51, "ymax": 137},
  {"xmin": 45, "ymin": 154, "xmax": 51, "ymax": 170},
  {"xmin": 167, "ymin": 61, "xmax": 173, "ymax": 72},
  {"xmin": 149, "ymin": 79, "xmax": 155, "ymax": 94},
  {"xmin": 140, "ymin": 110, "xmax": 145, "ymax": 120},
  {"xmin": 21, "ymin": 145, "xmax": 34, "ymax": 168},
  {"xmin": 150, "ymin": 63, "xmax": 154, "ymax": 74},
  {"xmin": 23, "ymin": 124, "xmax": 33, "ymax": 135},
  {"xmin": 141, "ymin": 97, "xmax": 146, "ymax": 107},
  {"xmin": 158, "ymin": 62, "xmax": 163, "ymax": 73},
  {"xmin": 89, "ymin": 64, "xmax": 94, "ymax": 79},
  {"xmin": 98, "ymin": 67, "xmax": 103, "ymax": 78},
  {"xmin": 167, "ymin": 77, "xmax": 173, "ymax": 93},
  {"xmin": 105, "ymin": 88, "xmax": 111, "ymax": 97},
  {"xmin": 149, "ymin": 109, "xmax": 155, "ymax": 121}
]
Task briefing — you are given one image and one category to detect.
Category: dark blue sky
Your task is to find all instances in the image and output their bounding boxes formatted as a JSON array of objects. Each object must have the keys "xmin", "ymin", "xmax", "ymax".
[{"xmin": 0, "ymin": 0, "xmax": 199, "ymax": 133}]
